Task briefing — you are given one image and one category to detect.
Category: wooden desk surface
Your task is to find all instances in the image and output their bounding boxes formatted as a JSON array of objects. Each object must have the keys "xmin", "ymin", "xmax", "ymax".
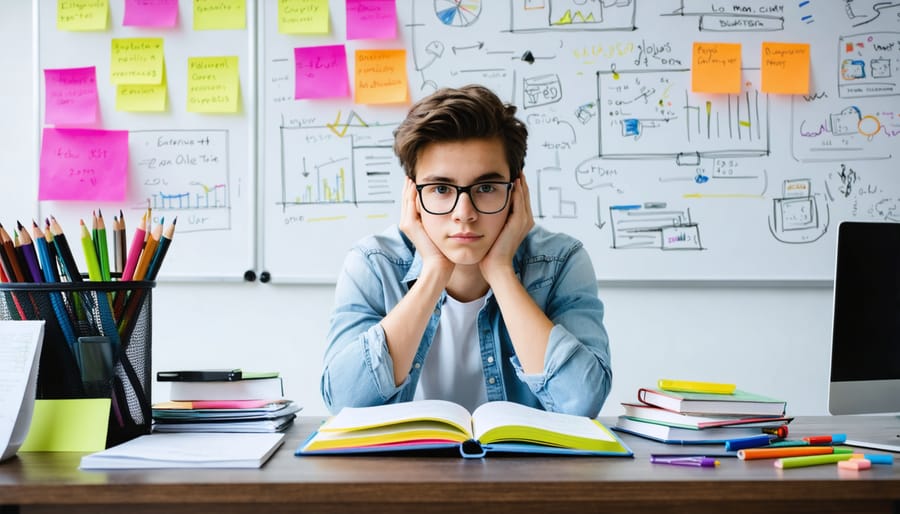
[{"xmin": 1, "ymin": 416, "xmax": 898, "ymax": 514}]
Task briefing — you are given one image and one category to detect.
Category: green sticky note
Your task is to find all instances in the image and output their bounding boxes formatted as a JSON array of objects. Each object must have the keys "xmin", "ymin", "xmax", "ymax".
[{"xmin": 18, "ymin": 399, "xmax": 110, "ymax": 452}]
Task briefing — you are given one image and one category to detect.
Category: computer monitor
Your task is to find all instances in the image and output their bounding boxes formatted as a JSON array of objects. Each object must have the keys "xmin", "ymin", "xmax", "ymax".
[{"xmin": 828, "ymin": 221, "xmax": 900, "ymax": 452}]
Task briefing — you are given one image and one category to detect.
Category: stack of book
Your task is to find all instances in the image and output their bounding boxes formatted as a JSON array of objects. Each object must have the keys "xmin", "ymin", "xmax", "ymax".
[
  {"xmin": 613, "ymin": 380, "xmax": 790, "ymax": 444},
  {"xmin": 151, "ymin": 370, "xmax": 300, "ymax": 433}
]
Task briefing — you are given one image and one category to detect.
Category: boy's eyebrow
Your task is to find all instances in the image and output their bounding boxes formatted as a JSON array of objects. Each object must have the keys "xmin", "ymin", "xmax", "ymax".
[{"xmin": 417, "ymin": 171, "xmax": 509, "ymax": 184}]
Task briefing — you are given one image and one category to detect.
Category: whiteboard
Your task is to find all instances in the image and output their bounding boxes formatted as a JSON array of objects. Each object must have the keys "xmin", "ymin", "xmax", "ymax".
[
  {"xmin": 35, "ymin": 0, "xmax": 256, "ymax": 281},
  {"xmin": 259, "ymin": 0, "xmax": 900, "ymax": 283}
]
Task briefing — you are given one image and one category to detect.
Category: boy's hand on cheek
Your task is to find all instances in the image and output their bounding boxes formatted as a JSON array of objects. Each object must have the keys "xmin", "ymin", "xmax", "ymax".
[
  {"xmin": 480, "ymin": 176, "xmax": 534, "ymax": 282},
  {"xmin": 399, "ymin": 178, "xmax": 455, "ymax": 279}
]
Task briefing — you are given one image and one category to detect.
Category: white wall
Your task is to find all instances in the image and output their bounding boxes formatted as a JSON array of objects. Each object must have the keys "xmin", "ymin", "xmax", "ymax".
[{"xmin": 1, "ymin": 2, "xmax": 834, "ymax": 417}]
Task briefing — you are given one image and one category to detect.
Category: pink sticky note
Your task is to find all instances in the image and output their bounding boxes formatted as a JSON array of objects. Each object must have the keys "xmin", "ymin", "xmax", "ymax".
[
  {"xmin": 123, "ymin": 0, "xmax": 179, "ymax": 27},
  {"xmin": 44, "ymin": 67, "xmax": 99, "ymax": 125},
  {"xmin": 346, "ymin": 0, "xmax": 396, "ymax": 40},
  {"xmin": 39, "ymin": 128, "xmax": 129, "ymax": 201},
  {"xmin": 294, "ymin": 45, "xmax": 350, "ymax": 99}
]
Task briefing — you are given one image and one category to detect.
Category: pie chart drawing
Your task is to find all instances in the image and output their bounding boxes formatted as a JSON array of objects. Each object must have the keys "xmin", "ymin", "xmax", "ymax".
[{"xmin": 435, "ymin": 0, "xmax": 482, "ymax": 27}]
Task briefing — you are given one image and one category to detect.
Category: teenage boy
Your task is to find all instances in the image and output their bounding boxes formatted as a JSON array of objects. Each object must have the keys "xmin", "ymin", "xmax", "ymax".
[{"xmin": 322, "ymin": 85, "xmax": 611, "ymax": 417}]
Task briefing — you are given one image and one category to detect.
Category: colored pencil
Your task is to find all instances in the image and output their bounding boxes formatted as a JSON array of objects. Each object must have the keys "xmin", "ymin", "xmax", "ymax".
[
  {"xmin": 0, "ymin": 223, "xmax": 27, "ymax": 282},
  {"xmin": 96, "ymin": 210, "xmax": 111, "ymax": 281},
  {"xmin": 79, "ymin": 219, "xmax": 103, "ymax": 281},
  {"xmin": 48, "ymin": 216, "xmax": 83, "ymax": 282},
  {"xmin": 15, "ymin": 221, "xmax": 43, "ymax": 283},
  {"xmin": 146, "ymin": 217, "xmax": 176, "ymax": 280},
  {"xmin": 121, "ymin": 212, "xmax": 146, "ymax": 282},
  {"xmin": 132, "ymin": 219, "xmax": 161, "ymax": 282}
]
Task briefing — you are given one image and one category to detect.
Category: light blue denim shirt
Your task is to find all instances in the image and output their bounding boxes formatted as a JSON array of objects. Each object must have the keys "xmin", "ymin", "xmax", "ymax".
[{"xmin": 321, "ymin": 224, "xmax": 612, "ymax": 417}]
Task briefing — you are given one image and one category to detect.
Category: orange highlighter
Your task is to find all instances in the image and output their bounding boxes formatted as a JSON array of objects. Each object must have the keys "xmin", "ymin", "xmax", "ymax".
[{"xmin": 738, "ymin": 446, "xmax": 854, "ymax": 460}]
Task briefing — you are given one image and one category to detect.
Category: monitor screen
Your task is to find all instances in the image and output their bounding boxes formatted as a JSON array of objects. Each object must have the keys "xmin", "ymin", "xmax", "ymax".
[{"xmin": 828, "ymin": 221, "xmax": 900, "ymax": 416}]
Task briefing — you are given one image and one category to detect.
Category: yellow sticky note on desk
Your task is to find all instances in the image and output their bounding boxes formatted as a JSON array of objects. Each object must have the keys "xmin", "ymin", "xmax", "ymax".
[{"xmin": 18, "ymin": 399, "xmax": 110, "ymax": 452}]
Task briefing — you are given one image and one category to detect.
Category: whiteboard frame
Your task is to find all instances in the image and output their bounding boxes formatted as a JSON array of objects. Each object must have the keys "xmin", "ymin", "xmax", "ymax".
[{"xmin": 32, "ymin": 0, "xmax": 257, "ymax": 283}]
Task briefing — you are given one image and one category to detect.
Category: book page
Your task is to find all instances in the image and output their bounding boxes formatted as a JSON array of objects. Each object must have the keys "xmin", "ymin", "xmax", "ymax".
[
  {"xmin": 471, "ymin": 401, "xmax": 614, "ymax": 443},
  {"xmin": 0, "ymin": 321, "xmax": 45, "ymax": 462},
  {"xmin": 321, "ymin": 399, "xmax": 473, "ymax": 437}
]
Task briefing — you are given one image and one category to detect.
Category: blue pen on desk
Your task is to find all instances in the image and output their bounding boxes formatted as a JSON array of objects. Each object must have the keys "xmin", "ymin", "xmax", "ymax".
[
  {"xmin": 651, "ymin": 456, "xmax": 719, "ymax": 468},
  {"xmin": 725, "ymin": 434, "xmax": 780, "ymax": 451}
]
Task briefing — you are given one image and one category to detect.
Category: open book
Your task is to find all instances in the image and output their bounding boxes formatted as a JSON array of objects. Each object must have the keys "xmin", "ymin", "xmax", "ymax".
[{"xmin": 297, "ymin": 400, "xmax": 632, "ymax": 458}]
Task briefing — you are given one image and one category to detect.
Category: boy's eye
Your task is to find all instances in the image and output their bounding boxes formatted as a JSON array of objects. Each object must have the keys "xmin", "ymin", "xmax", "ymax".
[
  {"xmin": 475, "ymin": 183, "xmax": 496, "ymax": 193},
  {"xmin": 433, "ymin": 185, "xmax": 452, "ymax": 195}
]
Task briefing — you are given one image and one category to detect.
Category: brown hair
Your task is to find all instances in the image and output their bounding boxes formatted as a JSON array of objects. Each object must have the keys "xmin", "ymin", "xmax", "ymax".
[{"xmin": 393, "ymin": 85, "xmax": 528, "ymax": 181}]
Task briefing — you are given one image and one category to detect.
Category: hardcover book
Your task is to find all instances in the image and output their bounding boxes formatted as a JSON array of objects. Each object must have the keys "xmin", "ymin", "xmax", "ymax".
[
  {"xmin": 613, "ymin": 416, "xmax": 788, "ymax": 444},
  {"xmin": 620, "ymin": 403, "xmax": 793, "ymax": 429},
  {"xmin": 637, "ymin": 388, "xmax": 787, "ymax": 417},
  {"xmin": 297, "ymin": 400, "xmax": 633, "ymax": 458},
  {"xmin": 167, "ymin": 376, "xmax": 284, "ymax": 401}
]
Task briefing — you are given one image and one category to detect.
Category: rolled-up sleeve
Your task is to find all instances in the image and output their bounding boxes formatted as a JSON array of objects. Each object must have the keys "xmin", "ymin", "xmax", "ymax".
[
  {"xmin": 320, "ymin": 248, "xmax": 405, "ymax": 413},
  {"xmin": 513, "ymin": 246, "xmax": 612, "ymax": 417}
]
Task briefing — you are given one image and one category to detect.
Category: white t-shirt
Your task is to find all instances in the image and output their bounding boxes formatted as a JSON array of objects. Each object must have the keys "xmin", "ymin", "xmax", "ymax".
[{"xmin": 414, "ymin": 293, "xmax": 488, "ymax": 412}]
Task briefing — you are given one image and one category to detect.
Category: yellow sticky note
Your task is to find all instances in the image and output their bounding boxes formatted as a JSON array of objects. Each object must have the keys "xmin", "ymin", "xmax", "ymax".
[
  {"xmin": 761, "ymin": 42, "xmax": 810, "ymax": 94},
  {"xmin": 18, "ymin": 399, "xmax": 110, "ymax": 452},
  {"xmin": 57, "ymin": 0, "xmax": 109, "ymax": 31},
  {"xmin": 187, "ymin": 56, "xmax": 241, "ymax": 113},
  {"xmin": 117, "ymin": 63, "xmax": 168, "ymax": 112},
  {"xmin": 110, "ymin": 38, "xmax": 165, "ymax": 85},
  {"xmin": 194, "ymin": 0, "xmax": 246, "ymax": 30},
  {"xmin": 692, "ymin": 42, "xmax": 742, "ymax": 93},
  {"xmin": 355, "ymin": 49, "xmax": 409, "ymax": 105},
  {"xmin": 278, "ymin": 0, "xmax": 330, "ymax": 34}
]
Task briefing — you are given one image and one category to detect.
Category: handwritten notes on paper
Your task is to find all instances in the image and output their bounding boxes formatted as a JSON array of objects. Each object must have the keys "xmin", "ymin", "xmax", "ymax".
[
  {"xmin": 294, "ymin": 45, "xmax": 350, "ymax": 99},
  {"xmin": 39, "ymin": 128, "xmax": 129, "ymax": 201},
  {"xmin": 762, "ymin": 42, "xmax": 810, "ymax": 94},
  {"xmin": 346, "ymin": 0, "xmax": 397, "ymax": 40},
  {"xmin": 279, "ymin": 0, "xmax": 330, "ymax": 34},
  {"xmin": 187, "ymin": 57, "xmax": 241, "ymax": 113},
  {"xmin": 354, "ymin": 49, "xmax": 408, "ymax": 104},
  {"xmin": 44, "ymin": 66, "xmax": 99, "ymax": 125},
  {"xmin": 123, "ymin": 0, "xmax": 179, "ymax": 27},
  {"xmin": 194, "ymin": 0, "xmax": 246, "ymax": 30},
  {"xmin": 692, "ymin": 43, "xmax": 741, "ymax": 93},
  {"xmin": 0, "ymin": 321, "xmax": 44, "ymax": 462},
  {"xmin": 57, "ymin": 0, "xmax": 109, "ymax": 31}
]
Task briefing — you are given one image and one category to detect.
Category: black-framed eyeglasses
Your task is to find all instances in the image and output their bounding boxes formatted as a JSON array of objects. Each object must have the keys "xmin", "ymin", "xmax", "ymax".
[{"xmin": 415, "ymin": 181, "xmax": 514, "ymax": 215}]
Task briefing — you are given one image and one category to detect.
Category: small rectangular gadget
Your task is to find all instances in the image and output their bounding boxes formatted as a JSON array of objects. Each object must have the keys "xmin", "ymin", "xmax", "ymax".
[{"xmin": 156, "ymin": 369, "xmax": 242, "ymax": 382}]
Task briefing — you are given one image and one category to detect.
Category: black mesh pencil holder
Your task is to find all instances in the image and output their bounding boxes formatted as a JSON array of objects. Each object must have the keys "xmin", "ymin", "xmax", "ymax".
[{"xmin": 0, "ymin": 280, "xmax": 154, "ymax": 448}]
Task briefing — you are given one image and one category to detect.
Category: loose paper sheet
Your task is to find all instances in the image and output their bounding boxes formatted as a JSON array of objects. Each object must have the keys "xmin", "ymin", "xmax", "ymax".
[{"xmin": 0, "ymin": 321, "xmax": 45, "ymax": 462}]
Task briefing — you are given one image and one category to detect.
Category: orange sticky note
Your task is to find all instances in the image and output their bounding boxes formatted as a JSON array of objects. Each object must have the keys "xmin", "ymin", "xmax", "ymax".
[
  {"xmin": 354, "ymin": 49, "xmax": 408, "ymax": 104},
  {"xmin": 692, "ymin": 42, "xmax": 741, "ymax": 93},
  {"xmin": 761, "ymin": 42, "xmax": 810, "ymax": 94}
]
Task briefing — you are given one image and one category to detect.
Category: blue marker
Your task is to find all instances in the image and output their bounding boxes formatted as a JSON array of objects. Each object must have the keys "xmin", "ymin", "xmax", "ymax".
[{"xmin": 724, "ymin": 434, "xmax": 779, "ymax": 451}]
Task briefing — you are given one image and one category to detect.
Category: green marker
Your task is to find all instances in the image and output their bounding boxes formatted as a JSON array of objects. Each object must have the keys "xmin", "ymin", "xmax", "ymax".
[{"xmin": 775, "ymin": 452, "xmax": 855, "ymax": 469}]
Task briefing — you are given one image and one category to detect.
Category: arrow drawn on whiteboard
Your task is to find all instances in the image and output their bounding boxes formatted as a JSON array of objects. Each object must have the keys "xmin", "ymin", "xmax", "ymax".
[
  {"xmin": 452, "ymin": 42, "xmax": 484, "ymax": 54},
  {"xmin": 595, "ymin": 197, "xmax": 606, "ymax": 230}
]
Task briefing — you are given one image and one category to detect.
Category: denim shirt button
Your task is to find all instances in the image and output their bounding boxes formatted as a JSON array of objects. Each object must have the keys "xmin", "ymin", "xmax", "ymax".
[
  {"xmin": 414, "ymin": 362, "xmax": 421, "ymax": 369},
  {"xmin": 433, "ymin": 307, "xmax": 440, "ymax": 316},
  {"xmin": 486, "ymin": 356, "xmax": 494, "ymax": 364},
  {"xmin": 488, "ymin": 377, "xmax": 496, "ymax": 385}
]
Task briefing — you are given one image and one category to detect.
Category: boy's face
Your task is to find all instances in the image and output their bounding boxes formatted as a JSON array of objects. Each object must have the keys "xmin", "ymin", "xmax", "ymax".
[{"xmin": 414, "ymin": 138, "xmax": 512, "ymax": 266}]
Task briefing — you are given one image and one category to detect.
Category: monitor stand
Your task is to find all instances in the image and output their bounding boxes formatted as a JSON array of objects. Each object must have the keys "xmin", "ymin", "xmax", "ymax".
[{"xmin": 844, "ymin": 416, "xmax": 900, "ymax": 453}]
